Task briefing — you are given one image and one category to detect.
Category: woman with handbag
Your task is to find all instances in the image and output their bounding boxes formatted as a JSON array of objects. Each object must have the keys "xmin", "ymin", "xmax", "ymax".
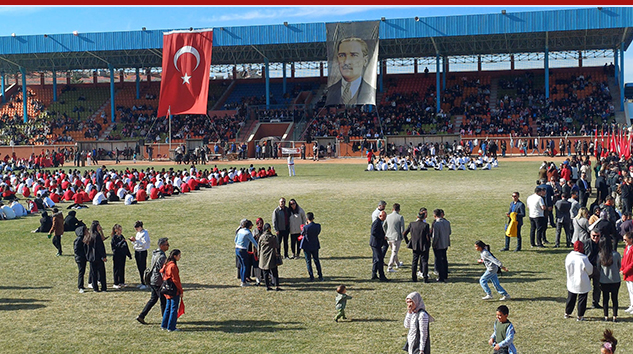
[
  {"xmin": 258, "ymin": 223, "xmax": 282, "ymax": 291},
  {"xmin": 235, "ymin": 219, "xmax": 258, "ymax": 287},
  {"xmin": 160, "ymin": 249, "xmax": 183, "ymax": 332},
  {"xmin": 83, "ymin": 220, "xmax": 107, "ymax": 292}
]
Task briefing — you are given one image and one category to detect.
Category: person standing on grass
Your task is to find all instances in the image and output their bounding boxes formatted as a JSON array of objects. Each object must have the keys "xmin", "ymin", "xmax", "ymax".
[
  {"xmin": 74, "ymin": 225, "xmax": 88, "ymax": 293},
  {"xmin": 565, "ymin": 240, "xmax": 593, "ymax": 321},
  {"xmin": 598, "ymin": 235, "xmax": 621, "ymax": 322},
  {"xmin": 403, "ymin": 208, "xmax": 431, "ymax": 283},
  {"xmin": 584, "ymin": 230, "xmax": 603, "ymax": 309},
  {"xmin": 385, "ymin": 203, "xmax": 405, "ymax": 273},
  {"xmin": 272, "ymin": 198, "xmax": 291, "ymax": 259},
  {"xmin": 370, "ymin": 210, "xmax": 389, "ymax": 281},
  {"xmin": 475, "ymin": 240, "xmax": 510, "ymax": 301},
  {"xmin": 287, "ymin": 154, "xmax": 295, "ymax": 177},
  {"xmin": 619, "ymin": 232, "xmax": 633, "ymax": 315},
  {"xmin": 258, "ymin": 223, "xmax": 282, "ymax": 291},
  {"xmin": 488, "ymin": 305, "xmax": 517, "ymax": 354},
  {"xmin": 404, "ymin": 291, "xmax": 433, "ymax": 354},
  {"xmin": 431, "ymin": 209, "xmax": 451, "ymax": 283},
  {"xmin": 110, "ymin": 224, "xmax": 132, "ymax": 289},
  {"xmin": 527, "ymin": 186, "xmax": 547, "ymax": 248},
  {"xmin": 334, "ymin": 284, "xmax": 352, "ymax": 322},
  {"xmin": 160, "ymin": 249, "xmax": 183, "ymax": 332},
  {"xmin": 235, "ymin": 219, "xmax": 258, "ymax": 287},
  {"xmin": 130, "ymin": 220, "xmax": 150, "ymax": 290},
  {"xmin": 501, "ymin": 192, "xmax": 525, "ymax": 252},
  {"xmin": 84, "ymin": 220, "xmax": 107, "ymax": 292},
  {"xmin": 288, "ymin": 199, "xmax": 307, "ymax": 259},
  {"xmin": 300, "ymin": 212, "xmax": 323, "ymax": 281},
  {"xmin": 137, "ymin": 237, "xmax": 169, "ymax": 325}
]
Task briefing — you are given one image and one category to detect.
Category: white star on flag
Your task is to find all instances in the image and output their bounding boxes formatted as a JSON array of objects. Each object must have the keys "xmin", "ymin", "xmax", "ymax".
[{"xmin": 181, "ymin": 73, "xmax": 191, "ymax": 84}]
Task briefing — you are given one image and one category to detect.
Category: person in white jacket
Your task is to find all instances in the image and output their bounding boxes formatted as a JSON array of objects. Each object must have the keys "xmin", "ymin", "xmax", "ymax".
[
  {"xmin": 565, "ymin": 240, "xmax": 594, "ymax": 321},
  {"xmin": 130, "ymin": 220, "xmax": 151, "ymax": 290}
]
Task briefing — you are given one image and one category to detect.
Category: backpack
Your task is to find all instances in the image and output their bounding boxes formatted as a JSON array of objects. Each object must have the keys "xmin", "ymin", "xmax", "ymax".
[{"xmin": 143, "ymin": 252, "xmax": 160, "ymax": 285}]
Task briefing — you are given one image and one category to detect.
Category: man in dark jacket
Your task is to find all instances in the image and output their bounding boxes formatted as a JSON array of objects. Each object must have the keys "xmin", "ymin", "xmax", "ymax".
[
  {"xmin": 300, "ymin": 212, "xmax": 323, "ymax": 281},
  {"xmin": 272, "ymin": 198, "xmax": 291, "ymax": 259},
  {"xmin": 403, "ymin": 208, "xmax": 431, "ymax": 283},
  {"xmin": 370, "ymin": 210, "xmax": 389, "ymax": 281},
  {"xmin": 74, "ymin": 225, "xmax": 88, "ymax": 293},
  {"xmin": 32, "ymin": 211, "xmax": 52, "ymax": 233},
  {"xmin": 595, "ymin": 171, "xmax": 609, "ymax": 205},
  {"xmin": 554, "ymin": 192, "xmax": 573, "ymax": 248},
  {"xmin": 501, "ymin": 192, "xmax": 526, "ymax": 252},
  {"xmin": 137, "ymin": 237, "xmax": 169, "ymax": 324},
  {"xmin": 48, "ymin": 208, "xmax": 64, "ymax": 256},
  {"xmin": 584, "ymin": 230, "xmax": 602, "ymax": 309}
]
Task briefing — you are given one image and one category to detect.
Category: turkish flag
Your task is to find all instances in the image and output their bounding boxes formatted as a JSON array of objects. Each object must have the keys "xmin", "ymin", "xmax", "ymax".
[{"xmin": 157, "ymin": 30, "xmax": 213, "ymax": 117}]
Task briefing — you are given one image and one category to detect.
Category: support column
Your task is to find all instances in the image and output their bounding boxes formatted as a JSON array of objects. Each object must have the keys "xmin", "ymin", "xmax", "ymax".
[
  {"xmin": 544, "ymin": 46, "xmax": 550, "ymax": 99},
  {"xmin": 232, "ymin": 66, "xmax": 237, "ymax": 80},
  {"xmin": 265, "ymin": 58, "xmax": 270, "ymax": 108},
  {"xmin": 414, "ymin": 58, "xmax": 418, "ymax": 74},
  {"xmin": 578, "ymin": 51, "xmax": 583, "ymax": 67},
  {"xmin": 291, "ymin": 63, "xmax": 295, "ymax": 79},
  {"xmin": 379, "ymin": 60, "xmax": 384, "ymax": 93},
  {"xmin": 442, "ymin": 56, "xmax": 447, "ymax": 91},
  {"xmin": 282, "ymin": 62, "xmax": 287, "ymax": 94},
  {"xmin": 136, "ymin": 68, "xmax": 141, "ymax": 99},
  {"xmin": 436, "ymin": 53, "xmax": 441, "ymax": 113},
  {"xmin": 93, "ymin": 70, "xmax": 98, "ymax": 85},
  {"xmin": 20, "ymin": 67, "xmax": 27, "ymax": 123},
  {"xmin": 615, "ymin": 48, "xmax": 620, "ymax": 85},
  {"xmin": 620, "ymin": 44, "xmax": 625, "ymax": 111},
  {"xmin": 511, "ymin": 55, "xmax": 515, "ymax": 71},
  {"xmin": 52, "ymin": 70, "xmax": 57, "ymax": 102},
  {"xmin": 40, "ymin": 72, "xmax": 45, "ymax": 86},
  {"xmin": 478, "ymin": 55, "xmax": 482, "ymax": 72},
  {"xmin": 319, "ymin": 62, "xmax": 324, "ymax": 78},
  {"xmin": 1, "ymin": 72, "xmax": 5, "ymax": 103},
  {"xmin": 66, "ymin": 71, "xmax": 71, "ymax": 85},
  {"xmin": 109, "ymin": 64, "xmax": 116, "ymax": 123}
]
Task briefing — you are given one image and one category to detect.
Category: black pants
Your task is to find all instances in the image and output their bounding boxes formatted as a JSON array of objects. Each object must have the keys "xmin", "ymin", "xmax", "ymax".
[
  {"xmin": 433, "ymin": 248, "xmax": 448, "ymax": 281},
  {"xmin": 290, "ymin": 233, "xmax": 301, "ymax": 257},
  {"xmin": 371, "ymin": 246, "xmax": 386, "ymax": 279},
  {"xmin": 529, "ymin": 217, "xmax": 547, "ymax": 246},
  {"xmin": 89, "ymin": 259, "xmax": 107, "ymax": 292},
  {"xmin": 601, "ymin": 282, "xmax": 621, "ymax": 317},
  {"xmin": 276, "ymin": 230, "xmax": 290, "ymax": 258},
  {"xmin": 52, "ymin": 235, "xmax": 62, "ymax": 254},
  {"xmin": 263, "ymin": 267, "xmax": 279, "ymax": 288},
  {"xmin": 138, "ymin": 284, "xmax": 166, "ymax": 320},
  {"xmin": 412, "ymin": 250, "xmax": 429, "ymax": 281},
  {"xmin": 135, "ymin": 250, "xmax": 147, "ymax": 285},
  {"xmin": 555, "ymin": 220, "xmax": 572, "ymax": 247},
  {"xmin": 113, "ymin": 255, "xmax": 127, "ymax": 285},
  {"xmin": 547, "ymin": 208, "xmax": 555, "ymax": 228},
  {"xmin": 504, "ymin": 225, "xmax": 522, "ymax": 251},
  {"xmin": 76, "ymin": 260, "xmax": 86, "ymax": 290},
  {"xmin": 591, "ymin": 267, "xmax": 601, "ymax": 306},
  {"xmin": 565, "ymin": 291, "xmax": 588, "ymax": 317}
]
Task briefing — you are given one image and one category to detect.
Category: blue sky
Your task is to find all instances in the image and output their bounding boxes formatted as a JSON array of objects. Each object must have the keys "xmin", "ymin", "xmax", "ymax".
[{"xmin": 0, "ymin": 6, "xmax": 631, "ymax": 82}]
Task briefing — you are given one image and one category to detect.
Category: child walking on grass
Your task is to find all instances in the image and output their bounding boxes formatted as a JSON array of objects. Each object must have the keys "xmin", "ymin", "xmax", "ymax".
[
  {"xmin": 489, "ymin": 305, "xmax": 517, "ymax": 354},
  {"xmin": 334, "ymin": 284, "xmax": 352, "ymax": 322}
]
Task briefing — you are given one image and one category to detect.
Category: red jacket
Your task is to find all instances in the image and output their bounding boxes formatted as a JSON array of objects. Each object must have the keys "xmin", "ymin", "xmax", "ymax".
[
  {"xmin": 621, "ymin": 244, "xmax": 633, "ymax": 281},
  {"xmin": 161, "ymin": 261, "xmax": 183, "ymax": 299}
]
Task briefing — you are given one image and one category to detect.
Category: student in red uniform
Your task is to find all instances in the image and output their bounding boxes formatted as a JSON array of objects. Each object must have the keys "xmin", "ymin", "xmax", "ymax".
[{"xmin": 136, "ymin": 188, "xmax": 147, "ymax": 202}]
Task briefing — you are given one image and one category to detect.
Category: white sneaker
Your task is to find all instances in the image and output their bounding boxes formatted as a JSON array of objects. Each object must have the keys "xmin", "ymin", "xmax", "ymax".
[
  {"xmin": 79, "ymin": 288, "xmax": 85, "ymax": 293},
  {"xmin": 482, "ymin": 294, "xmax": 493, "ymax": 300},
  {"xmin": 87, "ymin": 283, "xmax": 93, "ymax": 289},
  {"xmin": 139, "ymin": 285, "xmax": 148, "ymax": 290},
  {"xmin": 240, "ymin": 282, "xmax": 250, "ymax": 287},
  {"xmin": 113, "ymin": 285, "xmax": 121, "ymax": 289},
  {"xmin": 625, "ymin": 306, "xmax": 633, "ymax": 313},
  {"xmin": 387, "ymin": 268, "xmax": 396, "ymax": 273},
  {"xmin": 499, "ymin": 294, "xmax": 510, "ymax": 301},
  {"xmin": 417, "ymin": 271, "xmax": 424, "ymax": 278},
  {"xmin": 398, "ymin": 261, "xmax": 404, "ymax": 267}
]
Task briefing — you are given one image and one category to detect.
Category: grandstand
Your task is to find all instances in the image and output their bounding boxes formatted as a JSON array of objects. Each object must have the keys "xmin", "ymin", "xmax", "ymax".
[{"xmin": 0, "ymin": 7, "xmax": 631, "ymax": 159}]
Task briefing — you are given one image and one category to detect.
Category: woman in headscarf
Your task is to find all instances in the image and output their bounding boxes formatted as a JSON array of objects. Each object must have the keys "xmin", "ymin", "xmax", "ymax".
[
  {"xmin": 235, "ymin": 219, "xmax": 258, "ymax": 287},
  {"xmin": 404, "ymin": 291, "xmax": 434, "ymax": 354},
  {"xmin": 258, "ymin": 222, "xmax": 282, "ymax": 291},
  {"xmin": 565, "ymin": 240, "xmax": 594, "ymax": 321}
]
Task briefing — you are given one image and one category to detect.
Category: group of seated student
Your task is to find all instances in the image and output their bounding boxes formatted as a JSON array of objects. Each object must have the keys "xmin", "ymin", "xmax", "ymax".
[
  {"xmin": 366, "ymin": 151, "xmax": 498, "ymax": 172},
  {"xmin": 0, "ymin": 164, "xmax": 278, "ymax": 218}
]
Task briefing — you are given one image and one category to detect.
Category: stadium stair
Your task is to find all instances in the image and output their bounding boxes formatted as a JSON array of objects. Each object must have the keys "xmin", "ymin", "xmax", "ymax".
[
  {"xmin": 236, "ymin": 118, "xmax": 258, "ymax": 142},
  {"xmin": 211, "ymin": 80, "xmax": 236, "ymax": 110}
]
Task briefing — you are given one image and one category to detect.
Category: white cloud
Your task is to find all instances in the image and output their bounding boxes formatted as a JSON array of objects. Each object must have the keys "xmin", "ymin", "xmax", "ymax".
[
  {"xmin": 0, "ymin": 6, "xmax": 42, "ymax": 15},
  {"xmin": 202, "ymin": 6, "xmax": 380, "ymax": 24}
]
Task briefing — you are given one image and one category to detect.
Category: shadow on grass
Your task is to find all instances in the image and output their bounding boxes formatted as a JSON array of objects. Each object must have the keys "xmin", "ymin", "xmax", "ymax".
[
  {"xmin": 345, "ymin": 318, "xmax": 397, "ymax": 323},
  {"xmin": 0, "ymin": 297, "xmax": 50, "ymax": 311},
  {"xmin": 181, "ymin": 320, "xmax": 305, "ymax": 333},
  {"xmin": 320, "ymin": 256, "xmax": 372, "ymax": 260},
  {"xmin": 181, "ymin": 282, "xmax": 235, "ymax": 291},
  {"xmin": 0, "ymin": 285, "xmax": 52, "ymax": 290},
  {"xmin": 507, "ymin": 296, "xmax": 566, "ymax": 303}
]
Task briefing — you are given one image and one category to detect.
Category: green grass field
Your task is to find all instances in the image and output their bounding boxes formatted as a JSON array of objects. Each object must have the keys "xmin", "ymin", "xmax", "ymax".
[{"xmin": 0, "ymin": 159, "xmax": 630, "ymax": 353}]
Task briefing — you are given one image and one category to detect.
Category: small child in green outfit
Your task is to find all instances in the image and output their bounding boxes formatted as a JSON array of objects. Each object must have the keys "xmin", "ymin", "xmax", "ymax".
[{"xmin": 334, "ymin": 284, "xmax": 352, "ymax": 322}]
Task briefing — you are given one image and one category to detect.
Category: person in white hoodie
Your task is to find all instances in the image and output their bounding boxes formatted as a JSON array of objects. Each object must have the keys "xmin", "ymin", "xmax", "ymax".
[
  {"xmin": 130, "ymin": 220, "xmax": 151, "ymax": 289},
  {"xmin": 565, "ymin": 240, "xmax": 594, "ymax": 321}
]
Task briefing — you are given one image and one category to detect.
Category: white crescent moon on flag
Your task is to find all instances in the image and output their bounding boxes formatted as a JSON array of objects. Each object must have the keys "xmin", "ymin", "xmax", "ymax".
[{"xmin": 173, "ymin": 46, "xmax": 200, "ymax": 72}]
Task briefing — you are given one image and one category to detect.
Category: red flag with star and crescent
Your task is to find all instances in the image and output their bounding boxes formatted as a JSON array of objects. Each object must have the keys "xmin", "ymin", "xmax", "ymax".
[{"xmin": 158, "ymin": 29, "xmax": 213, "ymax": 118}]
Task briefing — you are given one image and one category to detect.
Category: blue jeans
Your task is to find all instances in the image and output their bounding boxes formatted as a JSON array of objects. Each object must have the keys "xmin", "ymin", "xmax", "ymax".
[
  {"xmin": 480, "ymin": 269, "xmax": 507, "ymax": 296},
  {"xmin": 304, "ymin": 249, "xmax": 322, "ymax": 280},
  {"xmin": 235, "ymin": 248, "xmax": 249, "ymax": 283},
  {"xmin": 161, "ymin": 295, "xmax": 180, "ymax": 331}
]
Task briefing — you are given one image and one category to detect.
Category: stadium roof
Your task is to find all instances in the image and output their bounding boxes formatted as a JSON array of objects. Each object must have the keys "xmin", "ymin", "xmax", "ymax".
[{"xmin": 0, "ymin": 6, "xmax": 631, "ymax": 73}]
